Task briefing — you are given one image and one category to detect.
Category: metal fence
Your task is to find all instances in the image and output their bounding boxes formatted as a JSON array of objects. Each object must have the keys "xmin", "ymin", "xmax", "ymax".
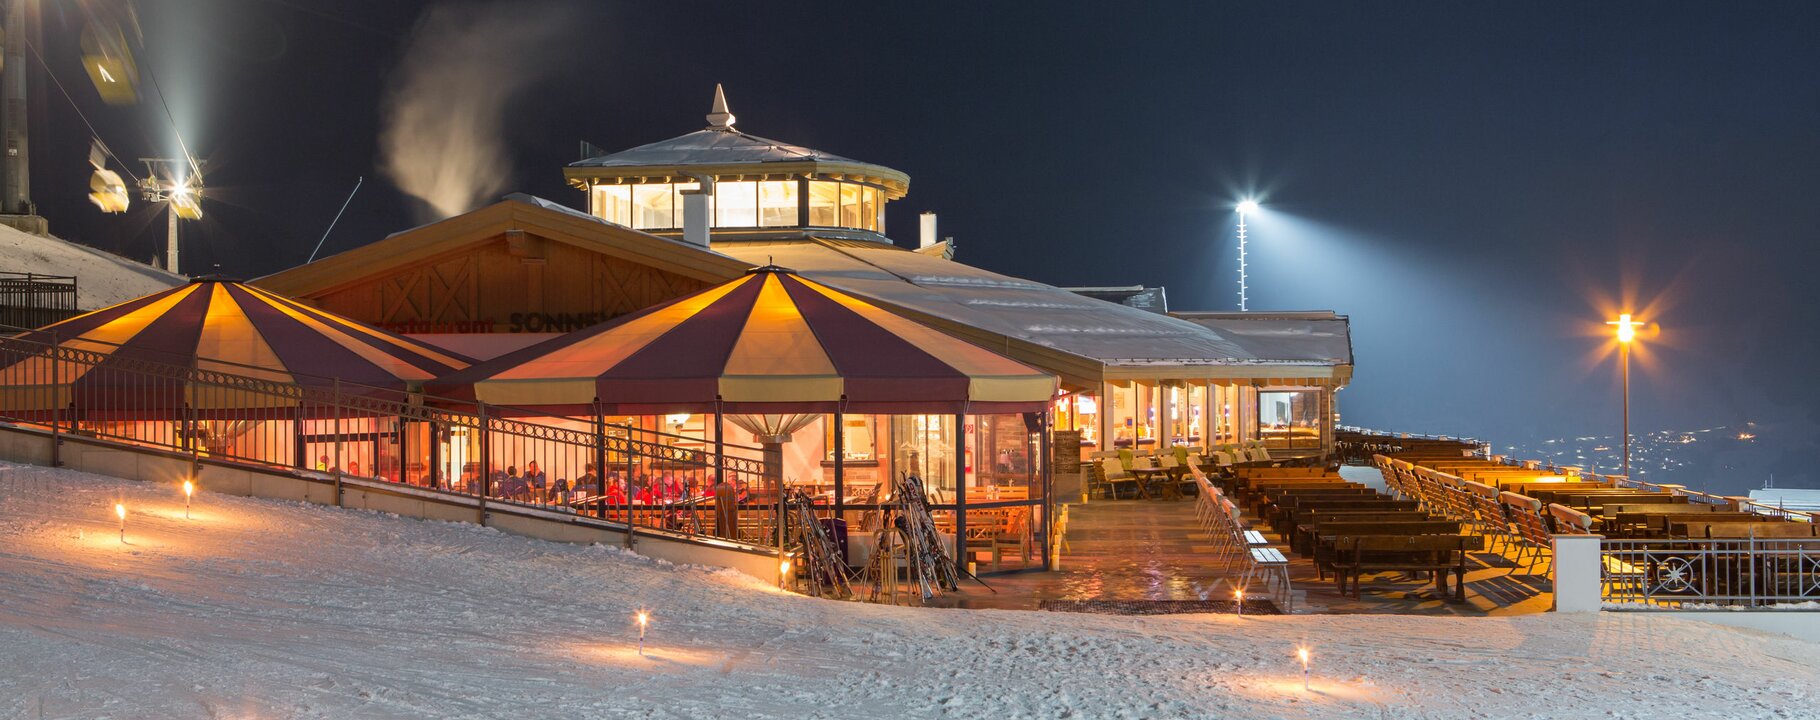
[
  {"xmin": 0, "ymin": 272, "xmax": 78, "ymax": 329},
  {"xmin": 1602, "ymin": 537, "xmax": 1820, "ymax": 607},
  {"xmin": 0, "ymin": 331, "xmax": 777, "ymax": 550}
]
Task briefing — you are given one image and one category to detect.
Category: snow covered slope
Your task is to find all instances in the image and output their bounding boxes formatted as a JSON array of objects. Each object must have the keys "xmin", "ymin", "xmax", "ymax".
[
  {"xmin": 0, "ymin": 226, "xmax": 183, "ymax": 310},
  {"xmin": 0, "ymin": 461, "xmax": 1813, "ymax": 719}
]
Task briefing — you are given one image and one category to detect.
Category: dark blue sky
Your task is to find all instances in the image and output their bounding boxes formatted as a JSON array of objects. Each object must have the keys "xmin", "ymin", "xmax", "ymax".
[{"xmin": 29, "ymin": 1, "xmax": 1820, "ymax": 480}]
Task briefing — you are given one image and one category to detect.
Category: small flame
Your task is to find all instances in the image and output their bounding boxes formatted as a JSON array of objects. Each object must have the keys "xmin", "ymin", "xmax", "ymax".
[
  {"xmin": 114, "ymin": 503, "xmax": 125, "ymax": 520},
  {"xmin": 636, "ymin": 611, "xmax": 648, "ymax": 627},
  {"xmin": 183, "ymin": 480, "xmax": 194, "ymax": 498}
]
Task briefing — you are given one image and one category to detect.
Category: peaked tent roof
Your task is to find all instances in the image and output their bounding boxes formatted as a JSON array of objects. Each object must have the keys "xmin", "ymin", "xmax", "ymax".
[
  {"xmin": 429, "ymin": 266, "xmax": 1056, "ymax": 415},
  {"xmin": 2, "ymin": 279, "xmax": 473, "ymax": 411}
]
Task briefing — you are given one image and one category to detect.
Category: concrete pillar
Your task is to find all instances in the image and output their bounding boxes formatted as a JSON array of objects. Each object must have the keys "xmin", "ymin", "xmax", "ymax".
[{"xmin": 1551, "ymin": 533, "xmax": 1604, "ymax": 613}]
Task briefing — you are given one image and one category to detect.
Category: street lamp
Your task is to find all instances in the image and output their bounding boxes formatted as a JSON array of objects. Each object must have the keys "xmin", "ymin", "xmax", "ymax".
[
  {"xmin": 1235, "ymin": 200, "xmax": 1260, "ymax": 311},
  {"xmin": 1607, "ymin": 313, "xmax": 1644, "ymax": 478}
]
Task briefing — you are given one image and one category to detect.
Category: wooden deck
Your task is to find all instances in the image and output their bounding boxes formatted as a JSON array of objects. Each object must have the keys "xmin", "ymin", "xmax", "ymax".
[{"xmin": 937, "ymin": 469, "xmax": 1554, "ymax": 615}]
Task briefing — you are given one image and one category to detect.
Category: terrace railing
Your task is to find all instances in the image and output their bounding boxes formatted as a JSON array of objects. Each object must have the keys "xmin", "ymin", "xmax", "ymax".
[
  {"xmin": 1602, "ymin": 537, "xmax": 1820, "ymax": 608},
  {"xmin": 0, "ymin": 272, "xmax": 78, "ymax": 329},
  {"xmin": 0, "ymin": 330, "xmax": 777, "ymax": 550}
]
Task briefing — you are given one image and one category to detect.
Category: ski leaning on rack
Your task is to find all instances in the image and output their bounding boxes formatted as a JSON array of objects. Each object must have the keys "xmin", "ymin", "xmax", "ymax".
[{"xmin": 784, "ymin": 490, "xmax": 852, "ymax": 600}]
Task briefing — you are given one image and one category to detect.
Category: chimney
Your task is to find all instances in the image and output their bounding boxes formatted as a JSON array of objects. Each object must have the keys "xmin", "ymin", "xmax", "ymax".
[
  {"xmin": 681, "ymin": 174, "xmax": 715, "ymax": 247},
  {"xmin": 919, "ymin": 211, "xmax": 937, "ymax": 249}
]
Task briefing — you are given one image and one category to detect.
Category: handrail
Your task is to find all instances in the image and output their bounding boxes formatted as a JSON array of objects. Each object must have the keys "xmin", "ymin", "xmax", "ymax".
[{"xmin": 0, "ymin": 331, "xmax": 776, "ymax": 547}]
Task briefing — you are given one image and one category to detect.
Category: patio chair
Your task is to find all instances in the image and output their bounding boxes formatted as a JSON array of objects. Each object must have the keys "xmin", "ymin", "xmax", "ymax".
[{"xmin": 1099, "ymin": 458, "xmax": 1142, "ymax": 499}]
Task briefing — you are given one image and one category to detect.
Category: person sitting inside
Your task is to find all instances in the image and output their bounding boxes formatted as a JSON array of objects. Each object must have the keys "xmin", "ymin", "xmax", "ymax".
[
  {"xmin": 573, "ymin": 463, "xmax": 602, "ymax": 496},
  {"xmin": 316, "ymin": 455, "xmax": 335, "ymax": 473},
  {"xmin": 497, "ymin": 466, "xmax": 528, "ymax": 501},
  {"xmin": 523, "ymin": 461, "xmax": 547, "ymax": 494},
  {"xmin": 632, "ymin": 479, "xmax": 658, "ymax": 506}
]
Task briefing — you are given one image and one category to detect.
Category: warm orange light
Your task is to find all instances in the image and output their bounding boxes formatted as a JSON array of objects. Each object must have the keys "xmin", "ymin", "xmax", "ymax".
[
  {"xmin": 183, "ymin": 480, "xmax": 194, "ymax": 498},
  {"xmin": 636, "ymin": 611, "xmax": 648, "ymax": 628},
  {"xmin": 115, "ymin": 503, "xmax": 125, "ymax": 521},
  {"xmin": 1298, "ymin": 647, "xmax": 1310, "ymax": 667},
  {"xmin": 1608, "ymin": 313, "xmax": 1641, "ymax": 344}
]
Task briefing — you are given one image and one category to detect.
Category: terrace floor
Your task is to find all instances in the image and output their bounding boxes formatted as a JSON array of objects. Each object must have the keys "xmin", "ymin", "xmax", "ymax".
[{"xmin": 935, "ymin": 468, "xmax": 1556, "ymax": 615}]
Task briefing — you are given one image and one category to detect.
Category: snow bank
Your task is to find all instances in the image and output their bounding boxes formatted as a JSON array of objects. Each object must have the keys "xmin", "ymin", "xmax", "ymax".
[
  {"xmin": 0, "ymin": 461, "xmax": 1813, "ymax": 719},
  {"xmin": 0, "ymin": 226, "xmax": 183, "ymax": 309}
]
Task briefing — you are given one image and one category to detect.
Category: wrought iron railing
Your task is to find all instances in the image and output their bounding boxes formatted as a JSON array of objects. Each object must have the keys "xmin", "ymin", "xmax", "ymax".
[
  {"xmin": 0, "ymin": 331, "xmax": 777, "ymax": 549},
  {"xmin": 0, "ymin": 272, "xmax": 78, "ymax": 329},
  {"xmin": 1602, "ymin": 537, "xmax": 1820, "ymax": 607}
]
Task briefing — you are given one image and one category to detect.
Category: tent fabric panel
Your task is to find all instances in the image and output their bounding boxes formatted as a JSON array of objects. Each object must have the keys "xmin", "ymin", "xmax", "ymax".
[
  {"xmin": 721, "ymin": 274, "xmax": 839, "ymax": 380},
  {"xmin": 220, "ymin": 282, "xmax": 423, "ymax": 387},
  {"xmin": 194, "ymin": 284, "xmax": 295, "ymax": 385},
  {"xmin": 238, "ymin": 284, "xmax": 472, "ymax": 372},
  {"xmin": 717, "ymin": 374, "xmax": 845, "ymax": 403},
  {"xmin": 968, "ymin": 374, "xmax": 1064, "ymax": 403},
  {"xmin": 487, "ymin": 275, "xmax": 755, "ymax": 382},
  {"xmin": 470, "ymin": 377, "xmax": 602, "ymax": 408},
  {"xmin": 774, "ymin": 274, "xmax": 961, "ymax": 385},
  {"xmin": 592, "ymin": 272, "xmax": 763, "ymax": 383}
]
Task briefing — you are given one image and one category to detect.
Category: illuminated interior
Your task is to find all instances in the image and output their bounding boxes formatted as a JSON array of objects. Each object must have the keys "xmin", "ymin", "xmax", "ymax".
[{"xmin": 590, "ymin": 178, "xmax": 884, "ymax": 233}]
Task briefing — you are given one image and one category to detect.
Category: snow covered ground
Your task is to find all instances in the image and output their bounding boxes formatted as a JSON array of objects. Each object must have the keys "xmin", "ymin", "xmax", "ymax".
[
  {"xmin": 2, "ymin": 461, "xmax": 1816, "ymax": 719},
  {"xmin": 0, "ymin": 226, "xmax": 183, "ymax": 310}
]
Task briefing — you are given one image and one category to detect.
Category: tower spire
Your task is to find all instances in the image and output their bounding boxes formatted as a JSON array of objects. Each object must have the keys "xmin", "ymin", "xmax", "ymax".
[{"xmin": 706, "ymin": 84, "xmax": 736, "ymax": 130}]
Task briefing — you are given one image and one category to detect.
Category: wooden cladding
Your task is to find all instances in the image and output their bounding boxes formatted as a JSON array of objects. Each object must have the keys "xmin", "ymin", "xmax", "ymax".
[{"xmin": 311, "ymin": 231, "xmax": 710, "ymax": 333}]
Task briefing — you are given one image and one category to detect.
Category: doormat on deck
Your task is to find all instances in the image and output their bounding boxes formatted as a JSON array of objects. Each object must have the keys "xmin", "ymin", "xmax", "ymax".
[{"xmin": 1038, "ymin": 599, "xmax": 1283, "ymax": 616}]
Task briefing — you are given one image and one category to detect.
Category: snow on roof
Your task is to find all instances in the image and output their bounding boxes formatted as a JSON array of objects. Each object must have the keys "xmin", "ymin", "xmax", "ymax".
[
  {"xmin": 569, "ymin": 128, "xmax": 866, "ymax": 169},
  {"xmin": 1747, "ymin": 488, "xmax": 1820, "ymax": 512},
  {"xmin": 1171, "ymin": 312, "xmax": 1354, "ymax": 365},
  {"xmin": 0, "ymin": 224, "xmax": 184, "ymax": 310},
  {"xmin": 715, "ymin": 239, "xmax": 1274, "ymax": 367}
]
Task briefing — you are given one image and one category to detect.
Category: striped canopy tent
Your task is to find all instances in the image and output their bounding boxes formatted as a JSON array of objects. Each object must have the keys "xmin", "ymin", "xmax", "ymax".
[
  {"xmin": 429, "ymin": 265, "xmax": 1058, "ymax": 416},
  {"xmin": 0, "ymin": 278, "xmax": 472, "ymax": 416}
]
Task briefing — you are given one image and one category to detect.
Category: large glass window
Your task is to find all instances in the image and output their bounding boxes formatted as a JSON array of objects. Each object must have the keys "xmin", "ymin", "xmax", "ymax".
[
  {"xmin": 839, "ymin": 183, "xmax": 862, "ymax": 228},
  {"xmin": 632, "ymin": 184, "xmax": 672, "ymax": 229},
  {"xmin": 758, "ymin": 180, "xmax": 798, "ymax": 227},
  {"xmin": 1257, "ymin": 390, "xmax": 1320, "ymax": 450},
  {"xmin": 860, "ymin": 186, "xmax": 878, "ymax": 231},
  {"xmin": 808, "ymin": 181, "xmax": 840, "ymax": 226},
  {"xmin": 592, "ymin": 185, "xmax": 631, "ymax": 226},
  {"xmin": 717, "ymin": 181, "xmax": 759, "ymax": 227}
]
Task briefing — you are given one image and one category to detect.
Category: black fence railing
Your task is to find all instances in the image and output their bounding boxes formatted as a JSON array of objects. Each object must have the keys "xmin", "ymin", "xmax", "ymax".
[{"xmin": 0, "ymin": 272, "xmax": 78, "ymax": 330}]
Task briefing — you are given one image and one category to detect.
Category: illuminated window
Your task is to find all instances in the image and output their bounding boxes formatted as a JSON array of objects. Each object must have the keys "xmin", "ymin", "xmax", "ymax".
[
  {"xmin": 592, "ymin": 185, "xmax": 631, "ymax": 226},
  {"xmin": 807, "ymin": 181, "xmax": 840, "ymax": 226},
  {"xmin": 632, "ymin": 184, "xmax": 673, "ymax": 229},
  {"xmin": 840, "ymin": 183, "xmax": 861, "ymax": 228},
  {"xmin": 717, "ymin": 181, "xmax": 758, "ymax": 227},
  {"xmin": 860, "ymin": 186, "xmax": 880, "ymax": 231},
  {"xmin": 758, "ymin": 180, "xmax": 798, "ymax": 227}
]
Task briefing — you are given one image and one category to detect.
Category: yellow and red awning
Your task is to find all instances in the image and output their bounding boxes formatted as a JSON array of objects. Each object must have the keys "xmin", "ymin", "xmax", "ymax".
[
  {"xmin": 430, "ymin": 266, "xmax": 1057, "ymax": 415},
  {"xmin": 1, "ymin": 279, "xmax": 472, "ymax": 413}
]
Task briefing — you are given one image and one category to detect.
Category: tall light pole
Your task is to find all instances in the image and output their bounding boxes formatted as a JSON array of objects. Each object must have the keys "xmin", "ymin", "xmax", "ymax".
[
  {"xmin": 138, "ymin": 158, "xmax": 204, "ymax": 276},
  {"xmin": 1235, "ymin": 199, "xmax": 1259, "ymax": 311},
  {"xmin": 1607, "ymin": 313, "xmax": 1643, "ymax": 478}
]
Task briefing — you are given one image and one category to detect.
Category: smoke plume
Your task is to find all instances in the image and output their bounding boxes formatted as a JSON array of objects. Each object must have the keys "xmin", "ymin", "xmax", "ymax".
[{"xmin": 379, "ymin": 2, "xmax": 577, "ymax": 222}]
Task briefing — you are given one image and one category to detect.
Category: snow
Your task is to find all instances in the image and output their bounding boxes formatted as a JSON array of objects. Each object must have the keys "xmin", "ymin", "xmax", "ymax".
[
  {"xmin": 2, "ymin": 461, "xmax": 1816, "ymax": 719},
  {"xmin": 0, "ymin": 226, "xmax": 184, "ymax": 310}
]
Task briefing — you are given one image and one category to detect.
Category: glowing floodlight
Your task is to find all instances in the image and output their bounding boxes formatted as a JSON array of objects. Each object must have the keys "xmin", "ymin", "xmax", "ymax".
[{"xmin": 1236, "ymin": 199, "xmax": 1260, "ymax": 215}]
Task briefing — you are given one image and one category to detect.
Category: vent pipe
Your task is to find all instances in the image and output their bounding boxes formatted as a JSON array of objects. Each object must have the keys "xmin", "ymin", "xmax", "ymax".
[
  {"xmin": 681, "ymin": 173, "xmax": 715, "ymax": 247},
  {"xmin": 919, "ymin": 212, "xmax": 937, "ymax": 249}
]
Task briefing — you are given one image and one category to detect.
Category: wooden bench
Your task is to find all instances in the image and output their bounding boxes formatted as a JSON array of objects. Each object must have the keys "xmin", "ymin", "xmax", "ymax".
[
  {"xmin": 1331, "ymin": 534, "xmax": 1480, "ymax": 601},
  {"xmin": 1309, "ymin": 520, "xmax": 1463, "ymax": 571}
]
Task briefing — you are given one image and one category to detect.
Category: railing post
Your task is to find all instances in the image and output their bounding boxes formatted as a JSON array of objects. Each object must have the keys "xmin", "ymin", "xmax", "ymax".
[
  {"xmin": 954, "ymin": 411, "xmax": 968, "ymax": 577},
  {"xmin": 1552, "ymin": 533, "xmax": 1604, "ymax": 612},
  {"xmin": 477, "ymin": 403, "xmax": 490, "ymax": 526},
  {"xmin": 48, "ymin": 332, "xmax": 61, "ymax": 467},
  {"xmin": 332, "ymin": 378, "xmax": 343, "ymax": 507},
  {"xmin": 593, "ymin": 406, "xmax": 607, "ymax": 521},
  {"xmin": 624, "ymin": 423, "xmax": 636, "ymax": 550}
]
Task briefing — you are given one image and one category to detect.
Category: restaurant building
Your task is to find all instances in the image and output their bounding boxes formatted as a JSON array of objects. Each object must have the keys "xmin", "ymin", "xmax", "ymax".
[{"xmin": 254, "ymin": 88, "xmax": 1352, "ymax": 568}]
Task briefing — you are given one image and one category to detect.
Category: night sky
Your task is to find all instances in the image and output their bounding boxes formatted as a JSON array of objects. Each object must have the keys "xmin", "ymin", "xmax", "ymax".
[{"xmin": 25, "ymin": 1, "xmax": 1820, "ymax": 484}]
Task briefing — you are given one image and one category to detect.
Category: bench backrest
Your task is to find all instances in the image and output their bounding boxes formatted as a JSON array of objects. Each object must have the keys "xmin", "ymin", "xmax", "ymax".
[
  {"xmin": 1547, "ymin": 503, "xmax": 1594, "ymax": 534},
  {"xmin": 1696, "ymin": 522, "xmax": 1819, "ymax": 539},
  {"xmin": 1316, "ymin": 520, "xmax": 1461, "ymax": 536},
  {"xmin": 1334, "ymin": 534, "xmax": 1471, "ymax": 554}
]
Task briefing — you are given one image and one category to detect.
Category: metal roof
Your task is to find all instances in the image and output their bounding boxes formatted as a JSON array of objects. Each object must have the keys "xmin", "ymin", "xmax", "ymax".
[
  {"xmin": 1170, "ymin": 312, "xmax": 1354, "ymax": 365},
  {"xmin": 713, "ymin": 239, "xmax": 1351, "ymax": 387},
  {"xmin": 570, "ymin": 128, "xmax": 865, "ymax": 170}
]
